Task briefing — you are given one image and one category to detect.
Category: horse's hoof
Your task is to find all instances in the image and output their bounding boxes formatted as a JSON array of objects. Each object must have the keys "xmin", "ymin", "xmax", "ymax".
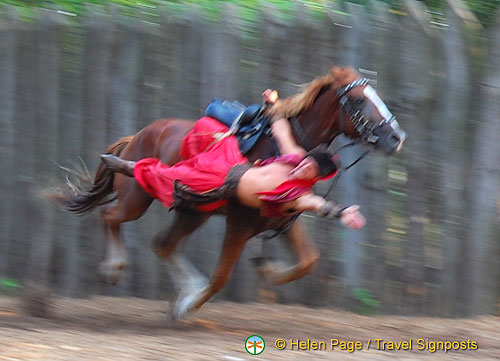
[
  {"xmin": 170, "ymin": 285, "xmax": 207, "ymax": 321},
  {"xmin": 255, "ymin": 260, "xmax": 289, "ymax": 286},
  {"xmin": 98, "ymin": 260, "xmax": 127, "ymax": 285}
]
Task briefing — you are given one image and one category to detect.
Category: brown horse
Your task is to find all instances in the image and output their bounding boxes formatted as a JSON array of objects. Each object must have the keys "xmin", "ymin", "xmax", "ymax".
[{"xmin": 53, "ymin": 66, "xmax": 405, "ymax": 319}]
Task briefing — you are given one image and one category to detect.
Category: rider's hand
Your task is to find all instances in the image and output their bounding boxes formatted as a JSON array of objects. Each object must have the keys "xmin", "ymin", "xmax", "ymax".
[
  {"xmin": 340, "ymin": 205, "xmax": 366, "ymax": 229},
  {"xmin": 262, "ymin": 89, "xmax": 279, "ymax": 104}
]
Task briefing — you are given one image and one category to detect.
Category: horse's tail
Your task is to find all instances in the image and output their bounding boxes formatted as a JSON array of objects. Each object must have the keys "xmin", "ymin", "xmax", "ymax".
[{"xmin": 47, "ymin": 136, "xmax": 134, "ymax": 215}]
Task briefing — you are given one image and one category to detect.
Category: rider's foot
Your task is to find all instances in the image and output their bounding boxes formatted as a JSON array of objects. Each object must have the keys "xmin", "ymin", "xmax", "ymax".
[{"xmin": 100, "ymin": 154, "xmax": 136, "ymax": 177}]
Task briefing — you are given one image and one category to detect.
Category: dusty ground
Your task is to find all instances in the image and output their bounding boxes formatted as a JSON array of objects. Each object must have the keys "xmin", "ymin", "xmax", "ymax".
[{"xmin": 0, "ymin": 296, "xmax": 499, "ymax": 360}]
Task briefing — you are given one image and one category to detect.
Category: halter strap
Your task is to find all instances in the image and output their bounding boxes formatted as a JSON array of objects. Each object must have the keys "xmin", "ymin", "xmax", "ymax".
[
  {"xmin": 337, "ymin": 78, "xmax": 369, "ymax": 98},
  {"xmin": 337, "ymin": 78, "xmax": 391, "ymax": 143},
  {"xmin": 337, "ymin": 78, "xmax": 372, "ymax": 141},
  {"xmin": 322, "ymin": 146, "xmax": 371, "ymax": 200}
]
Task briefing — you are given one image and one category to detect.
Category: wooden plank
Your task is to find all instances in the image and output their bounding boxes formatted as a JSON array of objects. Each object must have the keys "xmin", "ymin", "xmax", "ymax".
[
  {"xmin": 24, "ymin": 9, "xmax": 66, "ymax": 291},
  {"xmin": 8, "ymin": 19, "xmax": 38, "ymax": 283},
  {"xmin": 395, "ymin": 1, "xmax": 434, "ymax": 315},
  {"xmin": 133, "ymin": 13, "xmax": 170, "ymax": 300},
  {"xmin": 0, "ymin": 7, "xmax": 18, "ymax": 278},
  {"xmin": 433, "ymin": 2, "xmax": 471, "ymax": 316},
  {"xmin": 359, "ymin": 0, "xmax": 392, "ymax": 312},
  {"xmin": 79, "ymin": 5, "xmax": 115, "ymax": 296},
  {"xmin": 137, "ymin": 8, "xmax": 169, "ymax": 127},
  {"xmin": 333, "ymin": 3, "xmax": 367, "ymax": 310},
  {"xmin": 465, "ymin": 5, "xmax": 500, "ymax": 315},
  {"xmin": 299, "ymin": 7, "xmax": 338, "ymax": 307},
  {"xmin": 55, "ymin": 17, "xmax": 86, "ymax": 297},
  {"xmin": 210, "ymin": 4, "xmax": 255, "ymax": 303},
  {"xmin": 106, "ymin": 7, "xmax": 142, "ymax": 296}
]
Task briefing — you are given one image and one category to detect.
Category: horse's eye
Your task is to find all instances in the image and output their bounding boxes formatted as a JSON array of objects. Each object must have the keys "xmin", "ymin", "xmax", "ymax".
[{"xmin": 354, "ymin": 98, "xmax": 365, "ymax": 105}]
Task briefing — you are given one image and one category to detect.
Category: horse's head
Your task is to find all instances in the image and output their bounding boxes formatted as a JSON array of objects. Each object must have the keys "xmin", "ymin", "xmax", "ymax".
[
  {"xmin": 264, "ymin": 66, "xmax": 406, "ymax": 156},
  {"xmin": 336, "ymin": 77, "xmax": 406, "ymax": 155}
]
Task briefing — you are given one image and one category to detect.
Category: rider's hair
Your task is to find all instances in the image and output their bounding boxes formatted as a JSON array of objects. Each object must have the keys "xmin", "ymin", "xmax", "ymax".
[{"xmin": 305, "ymin": 144, "xmax": 340, "ymax": 177}]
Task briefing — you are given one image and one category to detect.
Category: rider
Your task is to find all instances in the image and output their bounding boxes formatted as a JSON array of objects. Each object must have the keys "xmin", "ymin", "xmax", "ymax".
[{"xmin": 101, "ymin": 114, "xmax": 366, "ymax": 229}]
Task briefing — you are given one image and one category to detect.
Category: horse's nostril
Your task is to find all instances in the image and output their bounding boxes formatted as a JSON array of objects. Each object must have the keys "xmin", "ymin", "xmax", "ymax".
[{"xmin": 391, "ymin": 134, "xmax": 401, "ymax": 144}]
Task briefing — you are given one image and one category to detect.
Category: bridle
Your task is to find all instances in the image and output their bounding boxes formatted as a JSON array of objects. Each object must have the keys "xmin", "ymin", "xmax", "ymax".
[
  {"xmin": 264, "ymin": 79, "xmax": 386, "ymax": 239},
  {"xmin": 288, "ymin": 78, "xmax": 401, "ymax": 200},
  {"xmin": 265, "ymin": 78, "xmax": 402, "ymax": 238},
  {"xmin": 289, "ymin": 77, "xmax": 399, "ymax": 151},
  {"xmin": 337, "ymin": 77, "xmax": 399, "ymax": 144}
]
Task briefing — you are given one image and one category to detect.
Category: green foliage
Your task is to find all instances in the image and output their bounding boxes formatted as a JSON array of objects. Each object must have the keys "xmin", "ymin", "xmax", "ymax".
[
  {"xmin": 0, "ymin": 0, "xmax": 328, "ymax": 17},
  {"xmin": 2, "ymin": 1, "xmax": 498, "ymax": 26},
  {"xmin": 352, "ymin": 287, "xmax": 380, "ymax": 315},
  {"xmin": 464, "ymin": 0, "xmax": 500, "ymax": 25},
  {"xmin": 0, "ymin": 278, "xmax": 22, "ymax": 295},
  {"xmin": 422, "ymin": 0, "xmax": 500, "ymax": 26}
]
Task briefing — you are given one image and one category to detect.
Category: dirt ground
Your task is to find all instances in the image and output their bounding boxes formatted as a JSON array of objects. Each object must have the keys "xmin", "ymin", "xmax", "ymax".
[{"xmin": 0, "ymin": 296, "xmax": 499, "ymax": 360}]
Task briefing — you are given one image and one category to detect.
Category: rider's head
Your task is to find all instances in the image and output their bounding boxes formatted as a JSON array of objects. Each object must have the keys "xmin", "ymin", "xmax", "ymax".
[{"xmin": 289, "ymin": 145, "xmax": 340, "ymax": 180}]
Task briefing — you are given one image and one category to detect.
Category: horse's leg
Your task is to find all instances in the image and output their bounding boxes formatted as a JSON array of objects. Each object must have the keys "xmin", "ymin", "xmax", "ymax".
[
  {"xmin": 153, "ymin": 211, "xmax": 210, "ymax": 260},
  {"xmin": 173, "ymin": 212, "xmax": 251, "ymax": 319},
  {"xmin": 154, "ymin": 211, "xmax": 211, "ymax": 291},
  {"xmin": 99, "ymin": 176, "xmax": 153, "ymax": 284},
  {"xmin": 257, "ymin": 219, "xmax": 319, "ymax": 286},
  {"xmin": 151, "ymin": 211, "xmax": 212, "ymax": 318}
]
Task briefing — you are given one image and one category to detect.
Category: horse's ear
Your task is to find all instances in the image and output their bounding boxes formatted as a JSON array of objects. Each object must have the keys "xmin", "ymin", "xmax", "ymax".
[
  {"xmin": 330, "ymin": 66, "xmax": 361, "ymax": 87},
  {"xmin": 330, "ymin": 67, "xmax": 342, "ymax": 82},
  {"xmin": 330, "ymin": 67, "xmax": 351, "ymax": 87}
]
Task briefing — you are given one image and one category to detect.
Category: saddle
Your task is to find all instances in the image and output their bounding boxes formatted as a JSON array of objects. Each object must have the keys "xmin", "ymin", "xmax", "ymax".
[{"xmin": 205, "ymin": 98, "xmax": 271, "ymax": 155}]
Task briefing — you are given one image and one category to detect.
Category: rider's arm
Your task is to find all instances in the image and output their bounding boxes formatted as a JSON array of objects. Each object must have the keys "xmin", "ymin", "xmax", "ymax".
[
  {"xmin": 282, "ymin": 193, "xmax": 335, "ymax": 214},
  {"xmin": 263, "ymin": 89, "xmax": 306, "ymax": 157},
  {"xmin": 271, "ymin": 118, "xmax": 306, "ymax": 157},
  {"xmin": 281, "ymin": 193, "xmax": 365, "ymax": 229}
]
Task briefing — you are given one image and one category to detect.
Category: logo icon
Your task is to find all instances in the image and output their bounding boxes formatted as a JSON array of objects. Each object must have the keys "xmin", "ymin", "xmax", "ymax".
[{"xmin": 245, "ymin": 335, "xmax": 265, "ymax": 355}]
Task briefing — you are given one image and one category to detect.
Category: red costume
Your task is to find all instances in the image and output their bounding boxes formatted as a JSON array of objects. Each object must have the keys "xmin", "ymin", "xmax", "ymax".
[
  {"xmin": 133, "ymin": 117, "xmax": 247, "ymax": 211},
  {"xmin": 256, "ymin": 154, "xmax": 337, "ymax": 217},
  {"xmin": 133, "ymin": 117, "xmax": 337, "ymax": 214}
]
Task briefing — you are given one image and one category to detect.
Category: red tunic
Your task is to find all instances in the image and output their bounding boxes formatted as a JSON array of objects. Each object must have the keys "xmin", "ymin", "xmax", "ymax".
[
  {"xmin": 133, "ymin": 117, "xmax": 248, "ymax": 210},
  {"xmin": 256, "ymin": 154, "xmax": 338, "ymax": 217}
]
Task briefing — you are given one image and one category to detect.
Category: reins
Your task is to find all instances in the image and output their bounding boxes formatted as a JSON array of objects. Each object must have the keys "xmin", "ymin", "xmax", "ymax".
[
  {"xmin": 288, "ymin": 111, "xmax": 372, "ymax": 200},
  {"xmin": 262, "ymin": 77, "xmax": 378, "ymax": 239},
  {"xmin": 322, "ymin": 143, "xmax": 371, "ymax": 200},
  {"xmin": 261, "ymin": 144, "xmax": 370, "ymax": 241}
]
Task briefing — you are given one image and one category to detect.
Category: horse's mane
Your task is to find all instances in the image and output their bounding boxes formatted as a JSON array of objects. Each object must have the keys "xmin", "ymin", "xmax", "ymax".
[{"xmin": 265, "ymin": 67, "xmax": 360, "ymax": 119}]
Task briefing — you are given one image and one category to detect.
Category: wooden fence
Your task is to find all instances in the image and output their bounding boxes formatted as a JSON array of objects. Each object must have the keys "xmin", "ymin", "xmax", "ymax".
[{"xmin": 1, "ymin": 0, "xmax": 500, "ymax": 316}]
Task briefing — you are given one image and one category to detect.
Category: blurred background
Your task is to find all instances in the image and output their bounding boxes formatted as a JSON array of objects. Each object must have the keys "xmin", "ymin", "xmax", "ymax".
[{"xmin": 0, "ymin": 0, "xmax": 499, "ymax": 318}]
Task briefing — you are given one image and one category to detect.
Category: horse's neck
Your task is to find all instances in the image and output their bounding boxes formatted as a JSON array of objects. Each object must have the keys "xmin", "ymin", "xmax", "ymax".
[
  {"xmin": 246, "ymin": 134, "xmax": 279, "ymax": 162},
  {"xmin": 295, "ymin": 88, "xmax": 341, "ymax": 150},
  {"xmin": 247, "ymin": 88, "xmax": 342, "ymax": 161}
]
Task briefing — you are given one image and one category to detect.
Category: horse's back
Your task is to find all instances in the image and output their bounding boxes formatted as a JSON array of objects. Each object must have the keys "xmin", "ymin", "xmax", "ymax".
[{"xmin": 121, "ymin": 118, "xmax": 195, "ymax": 165}]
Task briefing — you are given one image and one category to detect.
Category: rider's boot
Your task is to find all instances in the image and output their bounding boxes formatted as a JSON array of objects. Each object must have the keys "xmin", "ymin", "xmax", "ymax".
[{"xmin": 100, "ymin": 154, "xmax": 136, "ymax": 177}]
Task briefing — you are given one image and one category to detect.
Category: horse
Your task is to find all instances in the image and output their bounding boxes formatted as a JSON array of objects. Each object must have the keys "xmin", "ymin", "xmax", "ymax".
[{"xmin": 51, "ymin": 66, "xmax": 405, "ymax": 319}]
